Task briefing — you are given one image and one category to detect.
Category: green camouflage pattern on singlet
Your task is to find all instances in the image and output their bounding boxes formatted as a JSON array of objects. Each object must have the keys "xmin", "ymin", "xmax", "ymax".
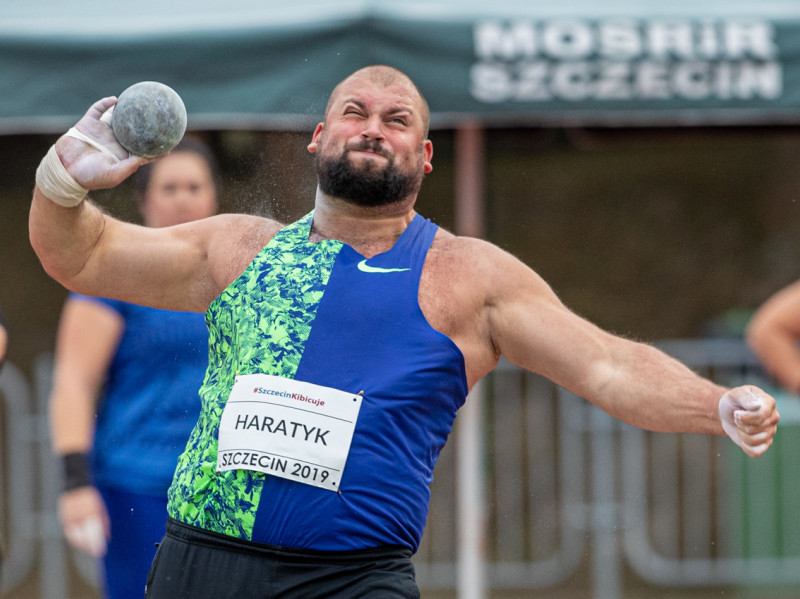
[{"xmin": 166, "ymin": 212, "xmax": 341, "ymax": 540}]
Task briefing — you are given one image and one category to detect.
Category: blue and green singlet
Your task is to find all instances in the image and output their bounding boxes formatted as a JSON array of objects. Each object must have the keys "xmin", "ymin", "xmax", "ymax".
[{"xmin": 167, "ymin": 211, "xmax": 468, "ymax": 552}]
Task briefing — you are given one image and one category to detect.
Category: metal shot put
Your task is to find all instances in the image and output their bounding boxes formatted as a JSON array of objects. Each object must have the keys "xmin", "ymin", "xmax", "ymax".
[{"xmin": 110, "ymin": 81, "xmax": 187, "ymax": 157}]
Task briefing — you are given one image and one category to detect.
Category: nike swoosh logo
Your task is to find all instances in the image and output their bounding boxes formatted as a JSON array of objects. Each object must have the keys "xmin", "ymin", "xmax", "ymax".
[{"xmin": 357, "ymin": 259, "xmax": 410, "ymax": 274}]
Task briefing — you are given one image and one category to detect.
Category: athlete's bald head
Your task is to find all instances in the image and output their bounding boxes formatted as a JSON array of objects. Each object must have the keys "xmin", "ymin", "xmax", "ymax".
[{"xmin": 324, "ymin": 65, "xmax": 431, "ymax": 137}]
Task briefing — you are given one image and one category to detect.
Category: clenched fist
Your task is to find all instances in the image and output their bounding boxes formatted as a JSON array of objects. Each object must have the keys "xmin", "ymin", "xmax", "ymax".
[{"xmin": 719, "ymin": 385, "xmax": 780, "ymax": 457}]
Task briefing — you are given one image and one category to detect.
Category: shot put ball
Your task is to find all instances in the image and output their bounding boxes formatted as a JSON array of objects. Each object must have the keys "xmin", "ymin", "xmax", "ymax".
[{"xmin": 111, "ymin": 81, "xmax": 187, "ymax": 157}]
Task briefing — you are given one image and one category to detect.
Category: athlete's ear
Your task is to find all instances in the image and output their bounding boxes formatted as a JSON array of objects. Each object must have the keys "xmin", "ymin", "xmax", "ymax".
[
  {"xmin": 307, "ymin": 123, "xmax": 324, "ymax": 154},
  {"xmin": 423, "ymin": 139, "xmax": 433, "ymax": 174}
]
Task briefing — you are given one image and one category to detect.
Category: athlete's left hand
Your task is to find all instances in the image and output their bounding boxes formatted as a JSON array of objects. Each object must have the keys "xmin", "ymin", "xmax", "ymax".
[{"xmin": 719, "ymin": 385, "xmax": 779, "ymax": 457}]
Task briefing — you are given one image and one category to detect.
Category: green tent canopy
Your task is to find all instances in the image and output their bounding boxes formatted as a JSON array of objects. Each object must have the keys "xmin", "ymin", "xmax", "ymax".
[{"xmin": 2, "ymin": 0, "xmax": 800, "ymax": 133}]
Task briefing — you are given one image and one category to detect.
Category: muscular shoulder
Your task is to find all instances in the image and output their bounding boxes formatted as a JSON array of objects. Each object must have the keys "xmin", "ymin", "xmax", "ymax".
[
  {"xmin": 424, "ymin": 231, "xmax": 531, "ymax": 297},
  {"xmin": 421, "ymin": 232, "xmax": 541, "ymax": 383}
]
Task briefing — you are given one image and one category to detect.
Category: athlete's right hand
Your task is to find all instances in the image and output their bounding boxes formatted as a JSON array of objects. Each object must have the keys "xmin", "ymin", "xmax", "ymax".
[
  {"xmin": 58, "ymin": 485, "xmax": 110, "ymax": 557},
  {"xmin": 54, "ymin": 97, "xmax": 149, "ymax": 191}
]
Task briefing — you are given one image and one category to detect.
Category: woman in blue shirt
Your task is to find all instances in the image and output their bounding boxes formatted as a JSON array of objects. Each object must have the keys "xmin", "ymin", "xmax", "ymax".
[{"xmin": 48, "ymin": 137, "xmax": 219, "ymax": 598}]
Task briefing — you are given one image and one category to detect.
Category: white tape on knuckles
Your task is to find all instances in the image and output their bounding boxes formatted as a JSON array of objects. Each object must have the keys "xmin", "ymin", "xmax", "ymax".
[{"xmin": 35, "ymin": 145, "xmax": 88, "ymax": 208}]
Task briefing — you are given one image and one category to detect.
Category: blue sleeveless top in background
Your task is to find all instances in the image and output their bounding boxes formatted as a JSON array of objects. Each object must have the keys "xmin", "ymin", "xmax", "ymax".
[
  {"xmin": 71, "ymin": 294, "xmax": 209, "ymax": 496},
  {"xmin": 168, "ymin": 212, "xmax": 469, "ymax": 552}
]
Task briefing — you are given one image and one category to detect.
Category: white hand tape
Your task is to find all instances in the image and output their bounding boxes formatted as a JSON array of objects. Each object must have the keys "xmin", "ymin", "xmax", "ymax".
[
  {"xmin": 65, "ymin": 127, "xmax": 120, "ymax": 164},
  {"xmin": 35, "ymin": 145, "xmax": 88, "ymax": 208}
]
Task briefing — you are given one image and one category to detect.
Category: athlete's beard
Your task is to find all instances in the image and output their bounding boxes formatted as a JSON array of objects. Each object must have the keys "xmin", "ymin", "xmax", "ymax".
[{"xmin": 314, "ymin": 140, "xmax": 424, "ymax": 207}]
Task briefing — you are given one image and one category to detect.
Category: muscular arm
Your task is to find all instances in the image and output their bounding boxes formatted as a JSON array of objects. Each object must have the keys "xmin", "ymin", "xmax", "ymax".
[
  {"xmin": 31, "ymin": 193, "xmax": 255, "ymax": 312},
  {"xmin": 29, "ymin": 98, "xmax": 278, "ymax": 312},
  {"xmin": 429, "ymin": 236, "xmax": 778, "ymax": 457},
  {"xmin": 491, "ymin": 256, "xmax": 725, "ymax": 435},
  {"xmin": 747, "ymin": 280, "xmax": 800, "ymax": 393}
]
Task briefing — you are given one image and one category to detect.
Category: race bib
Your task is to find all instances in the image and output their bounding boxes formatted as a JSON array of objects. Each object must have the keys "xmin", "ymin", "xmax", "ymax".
[{"xmin": 217, "ymin": 374, "xmax": 363, "ymax": 492}]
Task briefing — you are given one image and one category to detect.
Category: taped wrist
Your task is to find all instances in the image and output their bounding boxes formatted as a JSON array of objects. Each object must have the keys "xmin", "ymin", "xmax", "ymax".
[
  {"xmin": 62, "ymin": 452, "xmax": 92, "ymax": 492},
  {"xmin": 35, "ymin": 145, "xmax": 88, "ymax": 208}
]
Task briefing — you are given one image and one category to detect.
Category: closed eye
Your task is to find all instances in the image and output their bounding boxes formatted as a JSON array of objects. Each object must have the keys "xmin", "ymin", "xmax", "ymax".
[{"xmin": 342, "ymin": 101, "xmax": 367, "ymax": 117}]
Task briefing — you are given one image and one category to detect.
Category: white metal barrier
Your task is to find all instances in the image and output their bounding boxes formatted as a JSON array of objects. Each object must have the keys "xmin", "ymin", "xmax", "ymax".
[
  {"xmin": 0, "ymin": 355, "xmax": 99, "ymax": 598},
  {"xmin": 0, "ymin": 360, "xmax": 37, "ymax": 594},
  {"xmin": 2, "ymin": 341, "xmax": 799, "ymax": 598}
]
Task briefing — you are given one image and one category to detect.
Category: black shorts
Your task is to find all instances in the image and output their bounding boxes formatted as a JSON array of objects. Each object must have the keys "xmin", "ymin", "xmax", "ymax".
[{"xmin": 145, "ymin": 518, "xmax": 420, "ymax": 599}]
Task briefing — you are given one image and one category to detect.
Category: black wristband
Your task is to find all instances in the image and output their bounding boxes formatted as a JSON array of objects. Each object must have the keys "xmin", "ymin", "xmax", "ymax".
[{"xmin": 62, "ymin": 452, "xmax": 92, "ymax": 492}]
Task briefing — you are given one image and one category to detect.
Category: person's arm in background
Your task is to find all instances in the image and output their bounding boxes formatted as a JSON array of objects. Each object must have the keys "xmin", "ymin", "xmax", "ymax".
[
  {"xmin": 49, "ymin": 296, "xmax": 124, "ymax": 557},
  {"xmin": 0, "ymin": 307, "xmax": 7, "ymax": 371},
  {"xmin": 747, "ymin": 279, "xmax": 800, "ymax": 393},
  {"xmin": 0, "ymin": 308, "xmax": 4, "ymax": 568}
]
